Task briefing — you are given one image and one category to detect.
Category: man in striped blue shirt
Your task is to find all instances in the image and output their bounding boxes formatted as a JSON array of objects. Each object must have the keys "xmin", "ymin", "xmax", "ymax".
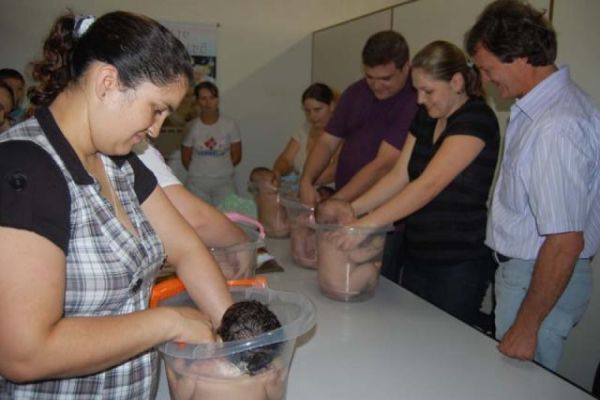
[{"xmin": 466, "ymin": 0, "xmax": 600, "ymax": 371}]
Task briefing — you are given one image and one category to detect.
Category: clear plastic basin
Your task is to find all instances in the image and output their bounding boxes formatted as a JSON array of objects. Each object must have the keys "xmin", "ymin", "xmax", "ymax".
[
  {"xmin": 157, "ymin": 287, "xmax": 316, "ymax": 400},
  {"xmin": 210, "ymin": 214, "xmax": 265, "ymax": 280},
  {"xmin": 248, "ymin": 181, "xmax": 291, "ymax": 238},
  {"xmin": 314, "ymin": 223, "xmax": 391, "ymax": 302},
  {"xmin": 279, "ymin": 193, "xmax": 317, "ymax": 269}
]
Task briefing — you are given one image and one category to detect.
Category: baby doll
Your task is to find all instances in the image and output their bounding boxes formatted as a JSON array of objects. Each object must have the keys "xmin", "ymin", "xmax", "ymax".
[
  {"xmin": 289, "ymin": 207, "xmax": 317, "ymax": 268},
  {"xmin": 217, "ymin": 300, "xmax": 282, "ymax": 375},
  {"xmin": 315, "ymin": 200, "xmax": 383, "ymax": 300},
  {"xmin": 165, "ymin": 300, "xmax": 286, "ymax": 400}
]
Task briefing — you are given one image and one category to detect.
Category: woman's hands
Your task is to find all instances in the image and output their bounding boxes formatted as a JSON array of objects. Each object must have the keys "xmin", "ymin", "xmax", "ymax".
[
  {"xmin": 165, "ymin": 306, "xmax": 216, "ymax": 344},
  {"xmin": 316, "ymin": 199, "xmax": 364, "ymax": 252}
]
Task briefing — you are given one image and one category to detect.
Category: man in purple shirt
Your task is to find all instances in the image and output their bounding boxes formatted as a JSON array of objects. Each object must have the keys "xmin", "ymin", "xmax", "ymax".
[{"xmin": 299, "ymin": 30, "xmax": 418, "ymax": 205}]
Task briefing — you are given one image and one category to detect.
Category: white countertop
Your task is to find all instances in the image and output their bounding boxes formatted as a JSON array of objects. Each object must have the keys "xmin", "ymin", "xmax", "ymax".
[{"xmin": 156, "ymin": 237, "xmax": 594, "ymax": 399}]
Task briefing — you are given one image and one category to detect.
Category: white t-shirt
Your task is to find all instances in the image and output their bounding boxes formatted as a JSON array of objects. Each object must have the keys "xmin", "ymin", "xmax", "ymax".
[
  {"xmin": 133, "ymin": 141, "xmax": 181, "ymax": 188},
  {"xmin": 290, "ymin": 123, "xmax": 310, "ymax": 174},
  {"xmin": 182, "ymin": 115, "xmax": 241, "ymax": 179}
]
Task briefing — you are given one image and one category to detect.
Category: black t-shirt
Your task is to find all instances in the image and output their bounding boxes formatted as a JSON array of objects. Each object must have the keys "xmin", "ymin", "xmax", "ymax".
[
  {"xmin": 404, "ymin": 98, "xmax": 500, "ymax": 265},
  {"xmin": 0, "ymin": 107, "xmax": 157, "ymax": 254}
]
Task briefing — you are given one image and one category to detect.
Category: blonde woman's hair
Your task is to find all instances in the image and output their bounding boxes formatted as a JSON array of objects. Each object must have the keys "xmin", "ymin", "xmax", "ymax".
[{"xmin": 412, "ymin": 40, "xmax": 484, "ymax": 98}]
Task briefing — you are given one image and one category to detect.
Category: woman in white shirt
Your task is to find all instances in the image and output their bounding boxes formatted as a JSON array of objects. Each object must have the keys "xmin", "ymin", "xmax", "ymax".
[
  {"xmin": 182, "ymin": 82, "xmax": 242, "ymax": 206},
  {"xmin": 272, "ymin": 83, "xmax": 339, "ymax": 186}
]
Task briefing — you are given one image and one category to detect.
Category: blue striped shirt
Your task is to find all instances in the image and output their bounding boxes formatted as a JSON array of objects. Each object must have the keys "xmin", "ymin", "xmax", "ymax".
[{"xmin": 486, "ymin": 66, "xmax": 600, "ymax": 259}]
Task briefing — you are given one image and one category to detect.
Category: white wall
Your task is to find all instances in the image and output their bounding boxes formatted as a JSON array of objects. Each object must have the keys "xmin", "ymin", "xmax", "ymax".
[
  {"xmin": 312, "ymin": 9, "xmax": 392, "ymax": 93},
  {"xmin": 553, "ymin": 0, "xmax": 600, "ymax": 392}
]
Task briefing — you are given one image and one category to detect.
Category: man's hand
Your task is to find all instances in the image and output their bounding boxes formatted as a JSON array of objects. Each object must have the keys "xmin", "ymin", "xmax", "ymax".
[
  {"xmin": 497, "ymin": 319, "xmax": 539, "ymax": 361},
  {"xmin": 497, "ymin": 232, "xmax": 583, "ymax": 363}
]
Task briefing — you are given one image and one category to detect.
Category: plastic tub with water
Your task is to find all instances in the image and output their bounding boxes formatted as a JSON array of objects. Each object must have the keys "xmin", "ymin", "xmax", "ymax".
[
  {"xmin": 314, "ymin": 223, "xmax": 392, "ymax": 302},
  {"xmin": 248, "ymin": 180, "xmax": 293, "ymax": 238},
  {"xmin": 279, "ymin": 193, "xmax": 317, "ymax": 269},
  {"xmin": 152, "ymin": 279, "xmax": 316, "ymax": 400},
  {"xmin": 209, "ymin": 213, "xmax": 265, "ymax": 280}
]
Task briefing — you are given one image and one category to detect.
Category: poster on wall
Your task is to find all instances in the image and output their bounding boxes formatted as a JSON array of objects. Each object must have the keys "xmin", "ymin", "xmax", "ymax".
[
  {"xmin": 161, "ymin": 20, "xmax": 218, "ymax": 82},
  {"xmin": 160, "ymin": 20, "xmax": 219, "ymax": 124}
]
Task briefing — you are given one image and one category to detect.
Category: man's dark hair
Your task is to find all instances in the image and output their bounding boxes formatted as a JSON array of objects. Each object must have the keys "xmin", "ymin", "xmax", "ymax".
[
  {"xmin": 362, "ymin": 30, "xmax": 409, "ymax": 69},
  {"xmin": 465, "ymin": 0, "xmax": 556, "ymax": 66}
]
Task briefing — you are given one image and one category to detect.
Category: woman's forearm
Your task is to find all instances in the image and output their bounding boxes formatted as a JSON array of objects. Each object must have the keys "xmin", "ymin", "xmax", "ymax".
[
  {"xmin": 142, "ymin": 187, "xmax": 234, "ymax": 325},
  {"xmin": 357, "ymin": 174, "xmax": 441, "ymax": 227},
  {"xmin": 2, "ymin": 307, "xmax": 176, "ymax": 383},
  {"xmin": 351, "ymin": 165, "xmax": 409, "ymax": 216},
  {"xmin": 172, "ymin": 241, "xmax": 233, "ymax": 324},
  {"xmin": 272, "ymin": 138, "xmax": 300, "ymax": 179},
  {"xmin": 163, "ymin": 184, "xmax": 246, "ymax": 247},
  {"xmin": 357, "ymin": 135, "xmax": 485, "ymax": 227},
  {"xmin": 273, "ymin": 157, "xmax": 292, "ymax": 179}
]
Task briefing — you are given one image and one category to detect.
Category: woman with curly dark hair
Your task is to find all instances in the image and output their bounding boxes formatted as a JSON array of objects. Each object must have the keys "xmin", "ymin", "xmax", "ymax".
[{"xmin": 0, "ymin": 11, "xmax": 233, "ymax": 399}]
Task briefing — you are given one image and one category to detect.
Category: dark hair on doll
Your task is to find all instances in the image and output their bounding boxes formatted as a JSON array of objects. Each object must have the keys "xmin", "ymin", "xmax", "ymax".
[{"xmin": 217, "ymin": 300, "xmax": 282, "ymax": 375}]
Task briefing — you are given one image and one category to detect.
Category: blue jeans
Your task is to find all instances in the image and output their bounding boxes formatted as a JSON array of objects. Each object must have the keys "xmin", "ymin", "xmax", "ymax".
[
  {"xmin": 401, "ymin": 253, "xmax": 496, "ymax": 327},
  {"xmin": 495, "ymin": 258, "xmax": 592, "ymax": 371}
]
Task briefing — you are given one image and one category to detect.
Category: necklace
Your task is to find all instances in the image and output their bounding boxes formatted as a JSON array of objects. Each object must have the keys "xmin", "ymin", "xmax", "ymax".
[
  {"xmin": 90, "ymin": 155, "xmax": 121, "ymax": 219},
  {"xmin": 105, "ymin": 173, "xmax": 138, "ymax": 236},
  {"xmin": 107, "ymin": 179, "xmax": 122, "ymax": 221},
  {"xmin": 87, "ymin": 155, "xmax": 137, "ymax": 236}
]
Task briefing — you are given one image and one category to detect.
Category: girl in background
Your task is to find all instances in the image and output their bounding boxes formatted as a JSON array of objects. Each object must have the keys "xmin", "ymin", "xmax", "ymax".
[
  {"xmin": 182, "ymin": 81, "xmax": 242, "ymax": 206},
  {"xmin": 272, "ymin": 82, "xmax": 339, "ymax": 186}
]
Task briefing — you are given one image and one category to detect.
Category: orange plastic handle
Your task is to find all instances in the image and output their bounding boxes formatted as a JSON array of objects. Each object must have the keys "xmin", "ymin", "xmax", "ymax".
[{"xmin": 150, "ymin": 276, "xmax": 268, "ymax": 308}]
